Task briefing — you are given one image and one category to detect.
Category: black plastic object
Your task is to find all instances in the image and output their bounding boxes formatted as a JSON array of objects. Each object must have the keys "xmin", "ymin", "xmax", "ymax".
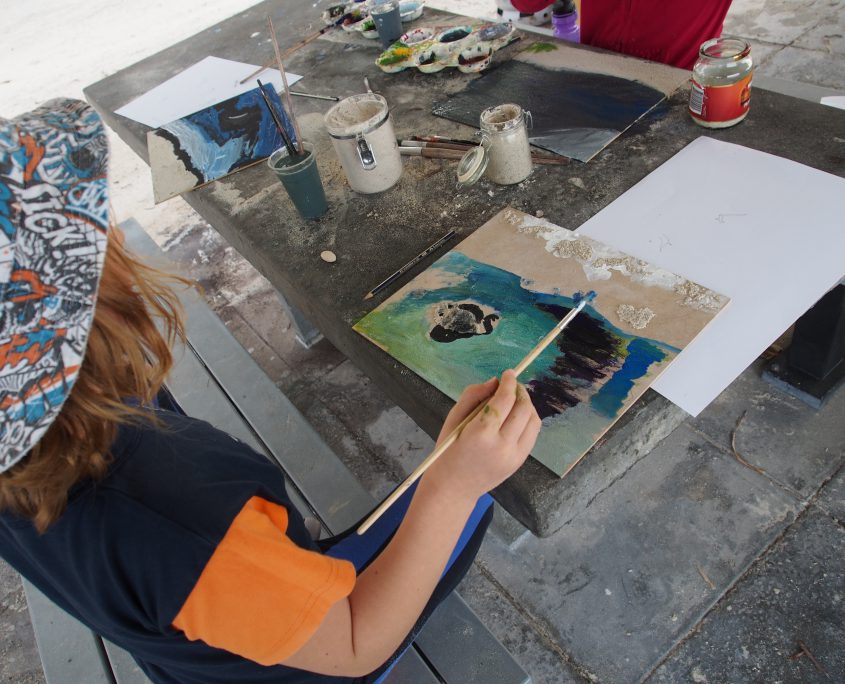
[
  {"xmin": 763, "ymin": 284, "xmax": 845, "ymax": 408},
  {"xmin": 552, "ymin": 0, "xmax": 577, "ymax": 16}
]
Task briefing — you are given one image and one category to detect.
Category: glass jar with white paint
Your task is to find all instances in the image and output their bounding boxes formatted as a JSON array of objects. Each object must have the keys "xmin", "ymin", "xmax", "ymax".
[{"xmin": 457, "ymin": 103, "xmax": 533, "ymax": 186}]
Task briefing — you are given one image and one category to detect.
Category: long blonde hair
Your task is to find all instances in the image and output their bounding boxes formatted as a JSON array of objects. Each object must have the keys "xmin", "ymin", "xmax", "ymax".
[{"xmin": 0, "ymin": 227, "xmax": 190, "ymax": 532}]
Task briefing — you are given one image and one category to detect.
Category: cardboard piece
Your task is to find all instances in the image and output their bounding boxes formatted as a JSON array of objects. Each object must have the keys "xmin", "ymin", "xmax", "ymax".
[{"xmin": 354, "ymin": 208, "xmax": 728, "ymax": 477}]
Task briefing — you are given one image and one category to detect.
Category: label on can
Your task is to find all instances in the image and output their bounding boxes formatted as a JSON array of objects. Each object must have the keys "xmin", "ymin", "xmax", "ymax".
[{"xmin": 689, "ymin": 74, "xmax": 752, "ymax": 124}]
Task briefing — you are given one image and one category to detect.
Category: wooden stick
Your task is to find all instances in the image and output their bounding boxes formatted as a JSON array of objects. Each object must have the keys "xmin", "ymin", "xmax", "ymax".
[
  {"xmin": 399, "ymin": 147, "xmax": 465, "ymax": 160},
  {"xmin": 400, "ymin": 140, "xmax": 474, "ymax": 152},
  {"xmin": 409, "ymin": 137, "xmax": 571, "ymax": 164},
  {"xmin": 239, "ymin": 25, "xmax": 330, "ymax": 84},
  {"xmin": 357, "ymin": 297, "xmax": 591, "ymax": 534},
  {"xmin": 268, "ymin": 16, "xmax": 304, "ymax": 154},
  {"xmin": 412, "ymin": 135, "xmax": 478, "ymax": 146},
  {"xmin": 398, "ymin": 145, "xmax": 569, "ymax": 166}
]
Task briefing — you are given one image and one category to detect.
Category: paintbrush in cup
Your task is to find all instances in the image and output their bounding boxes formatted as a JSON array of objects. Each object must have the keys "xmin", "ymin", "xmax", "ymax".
[
  {"xmin": 399, "ymin": 144, "xmax": 569, "ymax": 166},
  {"xmin": 268, "ymin": 16, "xmax": 304, "ymax": 155},
  {"xmin": 357, "ymin": 290, "xmax": 596, "ymax": 535},
  {"xmin": 257, "ymin": 80, "xmax": 296, "ymax": 157}
]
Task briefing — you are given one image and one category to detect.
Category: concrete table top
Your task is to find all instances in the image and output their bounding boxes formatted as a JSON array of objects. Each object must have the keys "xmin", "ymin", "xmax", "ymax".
[{"xmin": 85, "ymin": 0, "xmax": 845, "ymax": 536}]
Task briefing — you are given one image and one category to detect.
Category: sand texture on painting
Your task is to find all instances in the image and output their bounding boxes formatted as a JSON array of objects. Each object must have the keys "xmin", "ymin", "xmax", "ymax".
[{"xmin": 354, "ymin": 208, "xmax": 729, "ymax": 477}]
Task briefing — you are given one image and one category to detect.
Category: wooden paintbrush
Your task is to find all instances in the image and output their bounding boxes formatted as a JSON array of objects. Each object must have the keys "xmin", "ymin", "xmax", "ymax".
[
  {"xmin": 412, "ymin": 135, "xmax": 478, "ymax": 146},
  {"xmin": 257, "ymin": 80, "xmax": 296, "ymax": 157},
  {"xmin": 399, "ymin": 147, "xmax": 465, "ymax": 160},
  {"xmin": 407, "ymin": 137, "xmax": 571, "ymax": 164},
  {"xmin": 399, "ymin": 145, "xmax": 569, "ymax": 166},
  {"xmin": 239, "ymin": 25, "xmax": 331, "ymax": 84},
  {"xmin": 357, "ymin": 291, "xmax": 596, "ymax": 535},
  {"xmin": 268, "ymin": 16, "xmax": 304, "ymax": 154}
]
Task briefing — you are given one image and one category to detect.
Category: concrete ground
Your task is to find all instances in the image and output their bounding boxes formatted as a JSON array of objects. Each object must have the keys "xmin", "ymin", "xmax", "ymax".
[{"xmin": 2, "ymin": 1, "xmax": 844, "ymax": 682}]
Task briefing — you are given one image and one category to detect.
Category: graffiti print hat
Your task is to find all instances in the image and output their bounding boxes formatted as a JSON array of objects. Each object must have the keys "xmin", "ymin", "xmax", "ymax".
[{"xmin": 0, "ymin": 99, "xmax": 109, "ymax": 472}]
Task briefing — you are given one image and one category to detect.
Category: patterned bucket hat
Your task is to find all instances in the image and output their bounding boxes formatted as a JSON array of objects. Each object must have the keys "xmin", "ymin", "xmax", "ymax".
[{"xmin": 0, "ymin": 99, "xmax": 109, "ymax": 473}]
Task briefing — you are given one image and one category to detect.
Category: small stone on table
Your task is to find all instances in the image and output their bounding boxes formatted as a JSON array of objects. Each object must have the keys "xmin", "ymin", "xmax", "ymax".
[{"xmin": 321, "ymin": 250, "xmax": 337, "ymax": 263}]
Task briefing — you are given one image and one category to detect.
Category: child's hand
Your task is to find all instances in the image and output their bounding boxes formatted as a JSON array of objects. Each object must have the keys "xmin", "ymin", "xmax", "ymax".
[{"xmin": 426, "ymin": 370, "xmax": 542, "ymax": 501}]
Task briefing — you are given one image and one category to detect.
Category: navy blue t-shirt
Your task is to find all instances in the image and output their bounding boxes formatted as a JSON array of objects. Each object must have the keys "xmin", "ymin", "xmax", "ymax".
[{"xmin": 0, "ymin": 412, "xmax": 355, "ymax": 683}]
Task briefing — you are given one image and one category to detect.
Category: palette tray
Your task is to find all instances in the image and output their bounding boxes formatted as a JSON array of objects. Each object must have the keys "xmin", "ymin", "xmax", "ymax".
[{"xmin": 376, "ymin": 23, "xmax": 516, "ymax": 73}]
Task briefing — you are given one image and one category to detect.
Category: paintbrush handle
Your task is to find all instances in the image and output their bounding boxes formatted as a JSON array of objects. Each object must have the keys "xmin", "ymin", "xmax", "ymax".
[
  {"xmin": 357, "ymin": 401, "xmax": 486, "ymax": 535},
  {"xmin": 533, "ymin": 156, "xmax": 569, "ymax": 166},
  {"xmin": 257, "ymin": 81, "xmax": 296, "ymax": 156},
  {"xmin": 400, "ymin": 145, "xmax": 568, "ymax": 165},
  {"xmin": 399, "ymin": 147, "xmax": 466, "ymax": 160},
  {"xmin": 356, "ymin": 299, "xmax": 587, "ymax": 535},
  {"xmin": 400, "ymin": 140, "xmax": 473, "ymax": 152},
  {"xmin": 239, "ymin": 26, "xmax": 329, "ymax": 84},
  {"xmin": 268, "ymin": 16, "xmax": 304, "ymax": 155},
  {"xmin": 290, "ymin": 91, "xmax": 340, "ymax": 101}
]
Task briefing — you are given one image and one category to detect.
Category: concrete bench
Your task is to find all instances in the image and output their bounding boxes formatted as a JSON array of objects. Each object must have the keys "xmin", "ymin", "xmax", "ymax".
[{"xmin": 23, "ymin": 218, "xmax": 530, "ymax": 684}]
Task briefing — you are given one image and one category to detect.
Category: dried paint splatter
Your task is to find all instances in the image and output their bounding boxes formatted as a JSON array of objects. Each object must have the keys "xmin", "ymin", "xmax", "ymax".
[
  {"xmin": 674, "ymin": 281, "xmax": 724, "ymax": 312},
  {"xmin": 552, "ymin": 238, "xmax": 593, "ymax": 261},
  {"xmin": 617, "ymin": 304, "xmax": 655, "ymax": 329}
]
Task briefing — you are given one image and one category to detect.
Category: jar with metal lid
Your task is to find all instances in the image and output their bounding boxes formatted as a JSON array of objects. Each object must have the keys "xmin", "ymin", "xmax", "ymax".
[
  {"xmin": 457, "ymin": 103, "xmax": 533, "ymax": 187},
  {"xmin": 324, "ymin": 92, "xmax": 402, "ymax": 194},
  {"xmin": 689, "ymin": 37, "xmax": 753, "ymax": 129}
]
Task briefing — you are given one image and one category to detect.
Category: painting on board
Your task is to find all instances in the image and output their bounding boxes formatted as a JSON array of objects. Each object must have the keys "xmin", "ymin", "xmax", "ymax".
[
  {"xmin": 353, "ymin": 208, "xmax": 729, "ymax": 477},
  {"xmin": 147, "ymin": 85, "xmax": 294, "ymax": 203}
]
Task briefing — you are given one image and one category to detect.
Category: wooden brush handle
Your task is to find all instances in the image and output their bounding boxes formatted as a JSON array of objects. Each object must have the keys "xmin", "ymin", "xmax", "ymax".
[
  {"xmin": 356, "ymin": 300, "xmax": 587, "ymax": 535},
  {"xmin": 356, "ymin": 401, "xmax": 487, "ymax": 534}
]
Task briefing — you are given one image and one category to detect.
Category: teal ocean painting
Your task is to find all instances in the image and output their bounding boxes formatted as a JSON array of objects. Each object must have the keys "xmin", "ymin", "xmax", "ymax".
[{"xmin": 355, "ymin": 209, "xmax": 728, "ymax": 476}]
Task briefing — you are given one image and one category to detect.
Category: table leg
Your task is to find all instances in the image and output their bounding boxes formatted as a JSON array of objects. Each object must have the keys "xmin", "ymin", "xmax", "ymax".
[{"xmin": 276, "ymin": 290, "xmax": 323, "ymax": 349}]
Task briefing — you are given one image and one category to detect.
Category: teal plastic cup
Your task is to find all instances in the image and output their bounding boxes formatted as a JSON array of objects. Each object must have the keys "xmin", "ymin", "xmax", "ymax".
[
  {"xmin": 371, "ymin": 0, "xmax": 403, "ymax": 49},
  {"xmin": 268, "ymin": 142, "xmax": 328, "ymax": 219}
]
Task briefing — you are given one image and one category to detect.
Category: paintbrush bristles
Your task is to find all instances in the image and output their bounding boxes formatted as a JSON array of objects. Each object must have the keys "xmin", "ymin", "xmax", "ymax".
[{"xmin": 267, "ymin": 16, "xmax": 304, "ymax": 155}]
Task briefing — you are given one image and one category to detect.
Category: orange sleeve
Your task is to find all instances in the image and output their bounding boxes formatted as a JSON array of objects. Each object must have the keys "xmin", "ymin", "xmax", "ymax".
[{"xmin": 172, "ymin": 496, "xmax": 356, "ymax": 665}]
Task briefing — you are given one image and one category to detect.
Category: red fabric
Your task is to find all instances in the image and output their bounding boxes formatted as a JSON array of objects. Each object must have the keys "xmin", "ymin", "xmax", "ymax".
[
  {"xmin": 510, "ymin": 1, "xmax": 556, "ymax": 13},
  {"xmin": 580, "ymin": 0, "xmax": 734, "ymax": 70}
]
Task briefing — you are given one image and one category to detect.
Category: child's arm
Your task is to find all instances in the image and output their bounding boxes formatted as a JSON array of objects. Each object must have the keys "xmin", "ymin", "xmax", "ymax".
[{"xmin": 281, "ymin": 370, "xmax": 541, "ymax": 677}]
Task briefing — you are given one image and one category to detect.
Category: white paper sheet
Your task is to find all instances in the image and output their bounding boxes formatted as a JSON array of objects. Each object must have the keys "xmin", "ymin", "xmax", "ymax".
[
  {"xmin": 821, "ymin": 95, "xmax": 845, "ymax": 111},
  {"xmin": 577, "ymin": 137, "xmax": 845, "ymax": 416},
  {"xmin": 115, "ymin": 56, "xmax": 302, "ymax": 128}
]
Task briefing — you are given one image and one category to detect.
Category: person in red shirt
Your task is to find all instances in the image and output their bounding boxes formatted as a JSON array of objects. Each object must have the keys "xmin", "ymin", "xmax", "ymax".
[
  {"xmin": 502, "ymin": 0, "xmax": 733, "ymax": 69},
  {"xmin": 580, "ymin": 0, "xmax": 734, "ymax": 69}
]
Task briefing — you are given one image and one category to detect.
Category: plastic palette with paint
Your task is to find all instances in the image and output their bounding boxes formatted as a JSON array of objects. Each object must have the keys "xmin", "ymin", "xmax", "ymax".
[{"xmin": 376, "ymin": 22, "xmax": 516, "ymax": 74}]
